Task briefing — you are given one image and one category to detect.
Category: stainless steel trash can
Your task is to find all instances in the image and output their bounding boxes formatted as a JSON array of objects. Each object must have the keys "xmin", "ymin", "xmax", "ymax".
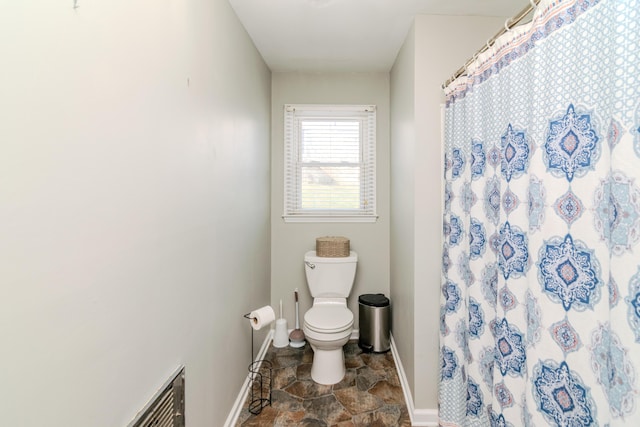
[{"xmin": 358, "ymin": 293, "xmax": 390, "ymax": 353}]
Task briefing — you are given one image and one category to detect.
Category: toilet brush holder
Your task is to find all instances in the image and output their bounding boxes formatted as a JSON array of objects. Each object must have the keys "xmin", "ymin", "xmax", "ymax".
[
  {"xmin": 273, "ymin": 318, "xmax": 289, "ymax": 348},
  {"xmin": 289, "ymin": 288, "xmax": 305, "ymax": 348}
]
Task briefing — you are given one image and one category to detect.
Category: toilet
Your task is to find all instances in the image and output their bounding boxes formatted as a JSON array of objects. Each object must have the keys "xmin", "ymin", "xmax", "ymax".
[{"xmin": 302, "ymin": 250, "xmax": 357, "ymax": 385}]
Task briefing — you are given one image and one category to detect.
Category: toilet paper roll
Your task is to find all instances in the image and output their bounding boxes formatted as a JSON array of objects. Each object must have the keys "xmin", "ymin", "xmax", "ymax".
[{"xmin": 249, "ymin": 305, "xmax": 276, "ymax": 330}]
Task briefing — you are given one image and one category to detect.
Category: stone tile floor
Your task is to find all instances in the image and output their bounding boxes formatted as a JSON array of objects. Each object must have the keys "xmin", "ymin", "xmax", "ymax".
[{"xmin": 236, "ymin": 340, "xmax": 411, "ymax": 426}]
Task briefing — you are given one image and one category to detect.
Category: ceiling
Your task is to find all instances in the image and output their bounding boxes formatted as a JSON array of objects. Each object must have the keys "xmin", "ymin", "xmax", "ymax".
[{"xmin": 228, "ymin": 0, "xmax": 528, "ymax": 72}]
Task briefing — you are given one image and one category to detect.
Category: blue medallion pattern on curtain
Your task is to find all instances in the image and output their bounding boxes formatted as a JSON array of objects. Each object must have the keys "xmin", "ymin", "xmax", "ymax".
[
  {"xmin": 440, "ymin": 0, "xmax": 640, "ymax": 426},
  {"xmin": 544, "ymin": 104, "xmax": 601, "ymax": 182}
]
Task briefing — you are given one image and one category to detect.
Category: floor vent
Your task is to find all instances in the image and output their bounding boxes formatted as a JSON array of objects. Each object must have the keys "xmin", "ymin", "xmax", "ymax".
[{"xmin": 129, "ymin": 367, "xmax": 185, "ymax": 427}]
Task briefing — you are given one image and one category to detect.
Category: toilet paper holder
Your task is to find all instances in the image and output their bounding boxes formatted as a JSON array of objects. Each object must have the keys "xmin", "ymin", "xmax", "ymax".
[{"xmin": 243, "ymin": 313, "xmax": 272, "ymax": 415}]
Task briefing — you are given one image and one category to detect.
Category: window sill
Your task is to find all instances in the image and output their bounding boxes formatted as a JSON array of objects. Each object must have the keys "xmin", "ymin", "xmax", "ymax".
[{"xmin": 283, "ymin": 215, "xmax": 378, "ymax": 223}]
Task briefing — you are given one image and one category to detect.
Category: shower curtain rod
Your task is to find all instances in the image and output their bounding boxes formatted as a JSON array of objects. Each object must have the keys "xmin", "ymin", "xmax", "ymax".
[{"xmin": 441, "ymin": 0, "xmax": 540, "ymax": 89}]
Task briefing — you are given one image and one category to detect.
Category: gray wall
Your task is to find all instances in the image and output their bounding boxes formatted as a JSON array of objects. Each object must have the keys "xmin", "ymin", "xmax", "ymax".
[
  {"xmin": 271, "ymin": 72, "xmax": 390, "ymax": 330},
  {"xmin": 390, "ymin": 15, "xmax": 505, "ymax": 410},
  {"xmin": 0, "ymin": 1, "xmax": 271, "ymax": 426}
]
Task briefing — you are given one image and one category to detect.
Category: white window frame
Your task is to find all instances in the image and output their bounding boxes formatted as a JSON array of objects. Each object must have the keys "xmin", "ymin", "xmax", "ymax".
[{"xmin": 283, "ymin": 104, "xmax": 377, "ymax": 223}]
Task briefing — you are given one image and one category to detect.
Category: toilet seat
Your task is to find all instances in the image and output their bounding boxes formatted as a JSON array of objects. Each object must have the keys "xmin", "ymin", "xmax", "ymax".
[{"xmin": 304, "ymin": 305, "xmax": 353, "ymax": 333}]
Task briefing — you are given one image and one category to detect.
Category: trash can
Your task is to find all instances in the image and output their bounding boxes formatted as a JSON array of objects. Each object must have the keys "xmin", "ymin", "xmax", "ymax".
[{"xmin": 358, "ymin": 293, "xmax": 390, "ymax": 353}]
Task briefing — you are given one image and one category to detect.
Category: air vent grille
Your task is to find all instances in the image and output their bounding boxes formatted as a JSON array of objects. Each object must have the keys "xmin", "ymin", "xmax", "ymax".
[{"xmin": 129, "ymin": 367, "xmax": 185, "ymax": 427}]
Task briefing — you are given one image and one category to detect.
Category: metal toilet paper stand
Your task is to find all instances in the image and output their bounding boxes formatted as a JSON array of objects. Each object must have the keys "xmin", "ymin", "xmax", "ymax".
[{"xmin": 243, "ymin": 313, "xmax": 272, "ymax": 415}]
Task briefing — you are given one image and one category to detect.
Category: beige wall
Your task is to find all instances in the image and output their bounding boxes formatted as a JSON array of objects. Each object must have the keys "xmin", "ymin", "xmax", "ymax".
[
  {"xmin": 390, "ymin": 22, "xmax": 417, "ymax": 401},
  {"xmin": 390, "ymin": 15, "xmax": 505, "ymax": 411},
  {"xmin": 0, "ymin": 1, "xmax": 271, "ymax": 426},
  {"xmin": 271, "ymin": 72, "xmax": 390, "ymax": 329}
]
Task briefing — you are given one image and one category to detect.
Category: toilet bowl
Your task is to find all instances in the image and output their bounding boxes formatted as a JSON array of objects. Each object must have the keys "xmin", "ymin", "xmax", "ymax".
[
  {"xmin": 303, "ymin": 299, "xmax": 354, "ymax": 385},
  {"xmin": 303, "ymin": 251, "xmax": 358, "ymax": 385}
]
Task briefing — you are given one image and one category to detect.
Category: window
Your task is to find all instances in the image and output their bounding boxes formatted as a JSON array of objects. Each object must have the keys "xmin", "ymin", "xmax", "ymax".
[{"xmin": 283, "ymin": 104, "xmax": 377, "ymax": 222}]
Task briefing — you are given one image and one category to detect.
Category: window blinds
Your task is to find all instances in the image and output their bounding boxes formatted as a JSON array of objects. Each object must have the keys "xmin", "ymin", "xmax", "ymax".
[{"xmin": 284, "ymin": 104, "xmax": 376, "ymax": 222}]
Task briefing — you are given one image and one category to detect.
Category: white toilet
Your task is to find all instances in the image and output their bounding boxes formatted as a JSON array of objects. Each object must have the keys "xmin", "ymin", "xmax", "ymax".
[{"xmin": 302, "ymin": 250, "xmax": 357, "ymax": 385}]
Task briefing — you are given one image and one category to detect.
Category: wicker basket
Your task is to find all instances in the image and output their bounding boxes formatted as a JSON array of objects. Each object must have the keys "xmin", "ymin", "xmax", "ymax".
[{"xmin": 316, "ymin": 236, "xmax": 350, "ymax": 257}]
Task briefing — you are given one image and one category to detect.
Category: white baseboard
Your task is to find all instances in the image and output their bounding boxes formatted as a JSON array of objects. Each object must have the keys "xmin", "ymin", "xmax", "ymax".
[
  {"xmin": 389, "ymin": 334, "xmax": 439, "ymax": 426},
  {"xmin": 412, "ymin": 408, "xmax": 439, "ymax": 425},
  {"xmin": 223, "ymin": 330, "xmax": 274, "ymax": 427}
]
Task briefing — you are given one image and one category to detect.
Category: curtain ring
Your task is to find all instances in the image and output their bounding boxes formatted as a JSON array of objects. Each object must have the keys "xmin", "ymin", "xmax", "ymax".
[
  {"xmin": 504, "ymin": 18, "xmax": 511, "ymax": 32},
  {"xmin": 464, "ymin": 54, "xmax": 477, "ymax": 77},
  {"xmin": 486, "ymin": 38, "xmax": 492, "ymax": 51},
  {"xmin": 529, "ymin": 0, "xmax": 537, "ymax": 9}
]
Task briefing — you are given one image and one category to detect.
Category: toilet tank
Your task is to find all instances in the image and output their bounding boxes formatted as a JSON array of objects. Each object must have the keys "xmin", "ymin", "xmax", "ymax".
[{"xmin": 304, "ymin": 251, "xmax": 358, "ymax": 298}]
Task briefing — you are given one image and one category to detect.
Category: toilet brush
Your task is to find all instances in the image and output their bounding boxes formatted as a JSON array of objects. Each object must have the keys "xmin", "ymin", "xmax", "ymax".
[{"xmin": 289, "ymin": 288, "xmax": 305, "ymax": 348}]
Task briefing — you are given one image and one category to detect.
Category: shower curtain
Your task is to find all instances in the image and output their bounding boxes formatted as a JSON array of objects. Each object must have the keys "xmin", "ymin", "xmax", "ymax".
[{"xmin": 440, "ymin": 0, "xmax": 640, "ymax": 426}]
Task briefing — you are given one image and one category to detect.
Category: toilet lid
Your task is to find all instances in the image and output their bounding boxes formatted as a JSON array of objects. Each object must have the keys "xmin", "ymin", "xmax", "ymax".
[{"xmin": 304, "ymin": 305, "xmax": 353, "ymax": 332}]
